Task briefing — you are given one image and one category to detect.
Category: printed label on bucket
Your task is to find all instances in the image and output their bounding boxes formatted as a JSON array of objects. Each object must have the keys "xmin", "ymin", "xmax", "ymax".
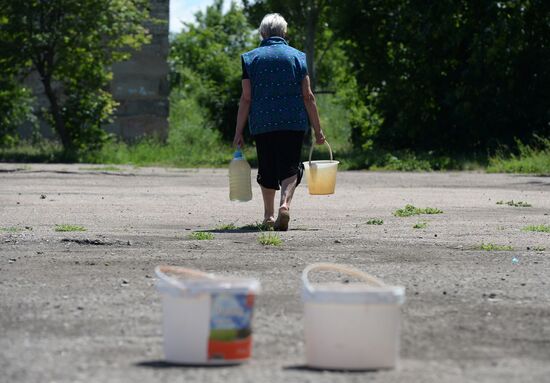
[{"xmin": 208, "ymin": 293, "xmax": 254, "ymax": 361}]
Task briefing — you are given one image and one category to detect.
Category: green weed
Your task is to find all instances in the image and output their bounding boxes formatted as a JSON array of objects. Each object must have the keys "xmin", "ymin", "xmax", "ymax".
[
  {"xmin": 55, "ymin": 224, "xmax": 86, "ymax": 232},
  {"xmin": 496, "ymin": 200, "xmax": 532, "ymax": 208},
  {"xmin": 0, "ymin": 226, "xmax": 31, "ymax": 232},
  {"xmin": 366, "ymin": 218, "xmax": 384, "ymax": 225},
  {"xmin": 215, "ymin": 223, "xmax": 238, "ymax": 231},
  {"xmin": 240, "ymin": 222, "xmax": 273, "ymax": 232},
  {"xmin": 258, "ymin": 233, "xmax": 282, "ymax": 246},
  {"xmin": 394, "ymin": 204, "xmax": 443, "ymax": 217},
  {"xmin": 189, "ymin": 232, "xmax": 214, "ymax": 240},
  {"xmin": 522, "ymin": 225, "xmax": 550, "ymax": 233},
  {"xmin": 413, "ymin": 221, "xmax": 428, "ymax": 229},
  {"xmin": 476, "ymin": 243, "xmax": 514, "ymax": 251}
]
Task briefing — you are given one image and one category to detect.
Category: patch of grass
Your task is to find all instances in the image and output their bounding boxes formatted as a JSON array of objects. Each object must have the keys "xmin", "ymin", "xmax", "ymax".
[
  {"xmin": 55, "ymin": 224, "xmax": 86, "ymax": 232},
  {"xmin": 413, "ymin": 221, "xmax": 428, "ymax": 229},
  {"xmin": 488, "ymin": 136, "xmax": 550, "ymax": 175},
  {"xmin": 523, "ymin": 224, "xmax": 550, "ymax": 233},
  {"xmin": 0, "ymin": 140, "xmax": 64, "ymax": 162},
  {"xmin": 366, "ymin": 218, "xmax": 384, "ymax": 225},
  {"xmin": 394, "ymin": 204, "xmax": 443, "ymax": 217},
  {"xmin": 476, "ymin": 243, "xmax": 514, "ymax": 251},
  {"xmin": 0, "ymin": 226, "xmax": 27, "ymax": 232},
  {"xmin": 215, "ymin": 223, "xmax": 238, "ymax": 231},
  {"xmin": 189, "ymin": 232, "xmax": 214, "ymax": 240},
  {"xmin": 258, "ymin": 233, "xmax": 282, "ymax": 246},
  {"xmin": 239, "ymin": 222, "xmax": 273, "ymax": 232},
  {"xmin": 496, "ymin": 200, "xmax": 532, "ymax": 208}
]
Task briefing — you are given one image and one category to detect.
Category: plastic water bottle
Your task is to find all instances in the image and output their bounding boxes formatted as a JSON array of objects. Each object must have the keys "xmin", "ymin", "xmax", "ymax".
[{"xmin": 229, "ymin": 149, "xmax": 252, "ymax": 202}]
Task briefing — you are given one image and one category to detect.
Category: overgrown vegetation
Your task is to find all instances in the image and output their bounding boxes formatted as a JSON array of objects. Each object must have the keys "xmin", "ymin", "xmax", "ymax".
[
  {"xmin": 523, "ymin": 225, "xmax": 550, "ymax": 233},
  {"xmin": 2, "ymin": 0, "xmax": 549, "ymax": 171},
  {"xmin": 394, "ymin": 205, "xmax": 443, "ymax": 217},
  {"xmin": 488, "ymin": 136, "xmax": 550, "ymax": 175},
  {"xmin": 476, "ymin": 243, "xmax": 514, "ymax": 251},
  {"xmin": 258, "ymin": 232, "xmax": 282, "ymax": 246},
  {"xmin": 0, "ymin": 0, "xmax": 151, "ymax": 157}
]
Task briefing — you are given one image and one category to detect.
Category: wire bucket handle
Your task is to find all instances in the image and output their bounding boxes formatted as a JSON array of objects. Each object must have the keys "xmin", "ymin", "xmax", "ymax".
[
  {"xmin": 302, "ymin": 263, "xmax": 387, "ymax": 295},
  {"xmin": 155, "ymin": 265, "xmax": 215, "ymax": 294},
  {"xmin": 309, "ymin": 140, "xmax": 333, "ymax": 165}
]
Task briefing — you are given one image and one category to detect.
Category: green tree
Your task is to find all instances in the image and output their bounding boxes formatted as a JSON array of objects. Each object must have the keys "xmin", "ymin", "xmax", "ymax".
[
  {"xmin": 0, "ymin": 0, "xmax": 150, "ymax": 155},
  {"xmin": 243, "ymin": 0, "xmax": 331, "ymax": 91},
  {"xmin": 331, "ymin": 0, "xmax": 550, "ymax": 154},
  {"xmin": 170, "ymin": 0, "xmax": 255, "ymax": 140}
]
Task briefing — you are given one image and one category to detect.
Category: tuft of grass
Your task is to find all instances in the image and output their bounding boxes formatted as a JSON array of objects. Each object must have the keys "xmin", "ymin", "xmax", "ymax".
[
  {"xmin": 413, "ymin": 221, "xmax": 428, "ymax": 229},
  {"xmin": 215, "ymin": 223, "xmax": 238, "ymax": 231},
  {"xmin": 366, "ymin": 218, "xmax": 384, "ymax": 225},
  {"xmin": 522, "ymin": 224, "xmax": 550, "ymax": 233},
  {"xmin": 394, "ymin": 204, "xmax": 443, "ymax": 217},
  {"xmin": 258, "ymin": 233, "xmax": 282, "ymax": 246},
  {"xmin": 240, "ymin": 222, "xmax": 273, "ymax": 232},
  {"xmin": 496, "ymin": 200, "xmax": 532, "ymax": 208},
  {"xmin": 189, "ymin": 232, "xmax": 214, "ymax": 240},
  {"xmin": 55, "ymin": 224, "xmax": 86, "ymax": 232},
  {"xmin": 1, "ymin": 226, "xmax": 28, "ymax": 232},
  {"xmin": 476, "ymin": 243, "xmax": 514, "ymax": 251},
  {"xmin": 532, "ymin": 246, "xmax": 546, "ymax": 251}
]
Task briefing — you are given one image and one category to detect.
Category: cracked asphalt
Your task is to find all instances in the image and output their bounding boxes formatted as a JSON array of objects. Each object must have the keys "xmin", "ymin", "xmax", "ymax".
[{"xmin": 1, "ymin": 164, "xmax": 549, "ymax": 383}]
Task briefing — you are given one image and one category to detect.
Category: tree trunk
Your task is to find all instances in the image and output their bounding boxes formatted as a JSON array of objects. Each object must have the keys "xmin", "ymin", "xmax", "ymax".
[
  {"xmin": 304, "ymin": 0, "xmax": 319, "ymax": 91},
  {"xmin": 42, "ymin": 75, "xmax": 71, "ymax": 150}
]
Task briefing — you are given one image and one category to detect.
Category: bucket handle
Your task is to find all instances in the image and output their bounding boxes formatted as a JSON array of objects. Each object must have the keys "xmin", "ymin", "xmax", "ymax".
[
  {"xmin": 302, "ymin": 263, "xmax": 387, "ymax": 294},
  {"xmin": 309, "ymin": 140, "xmax": 333, "ymax": 165},
  {"xmin": 155, "ymin": 265, "xmax": 215, "ymax": 293}
]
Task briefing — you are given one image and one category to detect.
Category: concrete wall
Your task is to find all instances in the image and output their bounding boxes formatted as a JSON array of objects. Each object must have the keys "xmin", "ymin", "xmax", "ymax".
[
  {"xmin": 107, "ymin": 0, "xmax": 170, "ymax": 140},
  {"xmin": 20, "ymin": 0, "xmax": 169, "ymax": 141}
]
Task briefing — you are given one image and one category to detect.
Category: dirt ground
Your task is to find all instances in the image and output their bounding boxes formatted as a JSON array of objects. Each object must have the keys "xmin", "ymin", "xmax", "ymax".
[{"xmin": 1, "ymin": 164, "xmax": 549, "ymax": 383}]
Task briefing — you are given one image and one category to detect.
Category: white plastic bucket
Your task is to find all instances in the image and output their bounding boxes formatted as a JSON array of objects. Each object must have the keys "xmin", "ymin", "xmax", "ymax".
[
  {"xmin": 301, "ymin": 263, "xmax": 405, "ymax": 370},
  {"xmin": 302, "ymin": 141, "xmax": 339, "ymax": 195},
  {"xmin": 155, "ymin": 266, "xmax": 260, "ymax": 364}
]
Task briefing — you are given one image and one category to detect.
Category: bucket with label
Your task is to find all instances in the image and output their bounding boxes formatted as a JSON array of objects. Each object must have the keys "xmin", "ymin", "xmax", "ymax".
[
  {"xmin": 301, "ymin": 263, "xmax": 405, "ymax": 370},
  {"xmin": 155, "ymin": 266, "xmax": 260, "ymax": 364},
  {"xmin": 302, "ymin": 141, "xmax": 339, "ymax": 195}
]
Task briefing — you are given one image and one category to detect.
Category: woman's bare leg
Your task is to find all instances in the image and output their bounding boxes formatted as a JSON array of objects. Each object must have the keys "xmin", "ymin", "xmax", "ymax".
[
  {"xmin": 261, "ymin": 186, "xmax": 276, "ymax": 225},
  {"xmin": 275, "ymin": 174, "xmax": 298, "ymax": 231}
]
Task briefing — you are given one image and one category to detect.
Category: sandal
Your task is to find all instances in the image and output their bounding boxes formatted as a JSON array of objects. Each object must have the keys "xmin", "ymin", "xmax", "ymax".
[
  {"xmin": 262, "ymin": 218, "xmax": 275, "ymax": 231},
  {"xmin": 274, "ymin": 209, "xmax": 290, "ymax": 231}
]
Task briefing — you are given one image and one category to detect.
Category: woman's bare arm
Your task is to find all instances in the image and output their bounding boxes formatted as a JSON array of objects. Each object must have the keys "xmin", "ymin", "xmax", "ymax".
[
  {"xmin": 301, "ymin": 75, "xmax": 325, "ymax": 144},
  {"xmin": 233, "ymin": 79, "xmax": 252, "ymax": 148}
]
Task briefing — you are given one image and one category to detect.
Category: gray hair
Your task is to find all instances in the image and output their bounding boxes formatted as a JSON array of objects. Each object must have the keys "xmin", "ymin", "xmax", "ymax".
[{"xmin": 259, "ymin": 13, "xmax": 287, "ymax": 39}]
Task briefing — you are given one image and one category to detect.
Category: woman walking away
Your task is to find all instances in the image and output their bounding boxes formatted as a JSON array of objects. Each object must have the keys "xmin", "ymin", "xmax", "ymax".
[{"xmin": 233, "ymin": 13, "xmax": 325, "ymax": 231}]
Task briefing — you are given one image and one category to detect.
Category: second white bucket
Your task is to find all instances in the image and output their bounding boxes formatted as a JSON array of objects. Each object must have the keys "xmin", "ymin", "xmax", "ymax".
[
  {"xmin": 155, "ymin": 266, "xmax": 260, "ymax": 365},
  {"xmin": 301, "ymin": 263, "xmax": 405, "ymax": 370}
]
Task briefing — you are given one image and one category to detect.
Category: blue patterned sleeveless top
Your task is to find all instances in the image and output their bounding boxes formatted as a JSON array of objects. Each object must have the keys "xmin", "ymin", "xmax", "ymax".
[{"xmin": 241, "ymin": 37, "xmax": 309, "ymax": 135}]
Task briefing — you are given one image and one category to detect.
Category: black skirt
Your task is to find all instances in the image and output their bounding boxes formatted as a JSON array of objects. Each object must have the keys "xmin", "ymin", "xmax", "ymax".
[{"xmin": 253, "ymin": 130, "xmax": 305, "ymax": 190}]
